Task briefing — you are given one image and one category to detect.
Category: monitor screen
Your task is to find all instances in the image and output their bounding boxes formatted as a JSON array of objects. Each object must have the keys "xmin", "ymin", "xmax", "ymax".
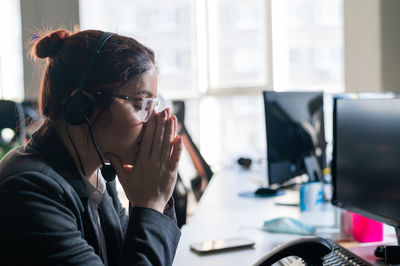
[
  {"xmin": 263, "ymin": 91, "xmax": 326, "ymax": 186},
  {"xmin": 332, "ymin": 98, "xmax": 400, "ymax": 227}
]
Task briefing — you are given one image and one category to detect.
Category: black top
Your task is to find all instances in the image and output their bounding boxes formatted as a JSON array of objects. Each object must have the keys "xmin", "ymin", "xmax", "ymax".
[{"xmin": 0, "ymin": 125, "xmax": 180, "ymax": 265}]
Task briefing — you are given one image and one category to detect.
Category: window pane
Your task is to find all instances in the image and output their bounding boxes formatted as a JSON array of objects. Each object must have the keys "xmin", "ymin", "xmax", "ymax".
[
  {"xmin": 0, "ymin": 0, "xmax": 24, "ymax": 100},
  {"xmin": 272, "ymin": 0, "xmax": 344, "ymax": 92},
  {"xmin": 79, "ymin": 0, "xmax": 197, "ymax": 94},
  {"xmin": 199, "ymin": 95, "xmax": 266, "ymax": 168},
  {"xmin": 208, "ymin": 0, "xmax": 268, "ymax": 89}
]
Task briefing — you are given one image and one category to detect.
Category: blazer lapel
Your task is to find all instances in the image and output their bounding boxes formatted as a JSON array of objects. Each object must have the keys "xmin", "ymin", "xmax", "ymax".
[
  {"xmin": 99, "ymin": 191, "xmax": 124, "ymax": 265},
  {"xmin": 30, "ymin": 125, "xmax": 101, "ymax": 255},
  {"xmin": 82, "ymin": 197, "xmax": 101, "ymax": 255}
]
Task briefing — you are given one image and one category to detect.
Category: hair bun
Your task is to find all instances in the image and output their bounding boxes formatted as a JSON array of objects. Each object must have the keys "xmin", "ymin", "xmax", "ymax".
[{"xmin": 34, "ymin": 30, "xmax": 70, "ymax": 59}]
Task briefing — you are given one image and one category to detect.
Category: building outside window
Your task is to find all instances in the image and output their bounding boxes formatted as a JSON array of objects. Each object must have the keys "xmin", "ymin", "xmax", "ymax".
[{"xmin": 78, "ymin": 0, "xmax": 344, "ymax": 169}]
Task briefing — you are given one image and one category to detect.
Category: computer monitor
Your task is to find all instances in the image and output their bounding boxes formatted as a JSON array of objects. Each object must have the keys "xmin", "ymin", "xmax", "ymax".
[
  {"xmin": 332, "ymin": 97, "xmax": 400, "ymax": 230},
  {"xmin": 263, "ymin": 91, "xmax": 326, "ymax": 187}
]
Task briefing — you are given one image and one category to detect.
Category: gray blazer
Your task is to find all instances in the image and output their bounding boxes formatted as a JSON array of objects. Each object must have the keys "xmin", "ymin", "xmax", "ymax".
[{"xmin": 0, "ymin": 125, "xmax": 180, "ymax": 265}]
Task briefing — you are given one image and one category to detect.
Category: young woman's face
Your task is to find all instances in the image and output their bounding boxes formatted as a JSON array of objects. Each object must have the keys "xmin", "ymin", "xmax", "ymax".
[{"xmin": 95, "ymin": 64, "xmax": 158, "ymax": 165}]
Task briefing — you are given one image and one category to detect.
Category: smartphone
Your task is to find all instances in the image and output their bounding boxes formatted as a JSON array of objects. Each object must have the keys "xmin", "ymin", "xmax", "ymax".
[{"xmin": 190, "ymin": 237, "xmax": 255, "ymax": 254}]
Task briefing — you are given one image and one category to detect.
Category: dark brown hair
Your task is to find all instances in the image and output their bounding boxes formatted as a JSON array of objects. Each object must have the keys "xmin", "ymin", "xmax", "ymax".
[{"xmin": 31, "ymin": 29, "xmax": 155, "ymax": 121}]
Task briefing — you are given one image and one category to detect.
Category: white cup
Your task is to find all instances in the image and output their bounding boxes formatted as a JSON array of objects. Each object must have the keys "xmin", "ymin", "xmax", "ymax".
[{"xmin": 299, "ymin": 182, "xmax": 324, "ymax": 211}]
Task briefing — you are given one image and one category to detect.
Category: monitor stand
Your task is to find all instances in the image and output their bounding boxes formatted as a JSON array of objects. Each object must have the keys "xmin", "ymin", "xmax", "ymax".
[
  {"xmin": 379, "ymin": 226, "xmax": 400, "ymax": 264},
  {"xmin": 348, "ymin": 226, "xmax": 400, "ymax": 264}
]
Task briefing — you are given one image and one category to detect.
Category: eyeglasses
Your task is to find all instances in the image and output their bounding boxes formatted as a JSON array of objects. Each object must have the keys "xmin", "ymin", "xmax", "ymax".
[{"xmin": 112, "ymin": 94, "xmax": 159, "ymax": 122}]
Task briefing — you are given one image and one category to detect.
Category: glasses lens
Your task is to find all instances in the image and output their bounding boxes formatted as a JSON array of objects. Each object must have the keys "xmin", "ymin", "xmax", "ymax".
[{"xmin": 142, "ymin": 100, "xmax": 157, "ymax": 122}]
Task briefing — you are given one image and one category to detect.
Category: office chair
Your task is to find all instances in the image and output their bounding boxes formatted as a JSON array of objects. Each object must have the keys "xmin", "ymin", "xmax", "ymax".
[
  {"xmin": 173, "ymin": 173, "xmax": 188, "ymax": 228},
  {"xmin": 0, "ymin": 100, "xmax": 26, "ymax": 158},
  {"xmin": 172, "ymin": 100, "xmax": 213, "ymax": 202}
]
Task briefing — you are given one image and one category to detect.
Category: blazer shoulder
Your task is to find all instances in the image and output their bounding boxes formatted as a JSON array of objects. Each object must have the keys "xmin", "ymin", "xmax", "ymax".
[{"xmin": 0, "ymin": 147, "xmax": 79, "ymax": 205}]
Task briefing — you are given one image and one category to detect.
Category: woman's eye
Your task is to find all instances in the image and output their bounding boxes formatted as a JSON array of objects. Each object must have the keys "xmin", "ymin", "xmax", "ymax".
[{"xmin": 132, "ymin": 103, "xmax": 143, "ymax": 111}]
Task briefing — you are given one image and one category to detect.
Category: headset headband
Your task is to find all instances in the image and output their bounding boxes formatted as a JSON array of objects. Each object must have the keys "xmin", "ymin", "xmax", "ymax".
[{"xmin": 76, "ymin": 32, "xmax": 114, "ymax": 94}]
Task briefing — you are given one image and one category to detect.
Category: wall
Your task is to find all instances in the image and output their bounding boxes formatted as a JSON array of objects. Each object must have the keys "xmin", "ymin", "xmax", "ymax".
[
  {"xmin": 344, "ymin": 0, "xmax": 400, "ymax": 92},
  {"xmin": 20, "ymin": 0, "xmax": 79, "ymax": 100},
  {"xmin": 381, "ymin": 0, "xmax": 400, "ymax": 91},
  {"xmin": 344, "ymin": 0, "xmax": 381, "ymax": 92}
]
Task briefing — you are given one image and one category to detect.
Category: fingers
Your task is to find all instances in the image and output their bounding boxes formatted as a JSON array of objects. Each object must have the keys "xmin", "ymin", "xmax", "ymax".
[
  {"xmin": 169, "ymin": 136, "xmax": 183, "ymax": 171},
  {"xmin": 140, "ymin": 111, "xmax": 158, "ymax": 157},
  {"xmin": 160, "ymin": 117, "xmax": 174, "ymax": 162},
  {"xmin": 140, "ymin": 108, "xmax": 174, "ymax": 163},
  {"xmin": 171, "ymin": 115, "xmax": 177, "ymax": 137},
  {"xmin": 151, "ymin": 109, "xmax": 168, "ymax": 160}
]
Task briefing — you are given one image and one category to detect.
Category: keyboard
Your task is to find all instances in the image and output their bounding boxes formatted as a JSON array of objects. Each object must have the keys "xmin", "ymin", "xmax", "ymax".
[
  {"xmin": 277, "ymin": 239, "xmax": 371, "ymax": 266},
  {"xmin": 323, "ymin": 239, "xmax": 370, "ymax": 265}
]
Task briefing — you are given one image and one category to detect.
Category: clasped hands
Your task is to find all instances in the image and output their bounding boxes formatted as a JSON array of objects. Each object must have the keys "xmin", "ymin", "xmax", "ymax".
[{"xmin": 106, "ymin": 109, "xmax": 183, "ymax": 213}]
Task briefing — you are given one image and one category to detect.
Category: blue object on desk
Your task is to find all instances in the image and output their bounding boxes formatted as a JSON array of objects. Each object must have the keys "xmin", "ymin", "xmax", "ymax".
[
  {"xmin": 299, "ymin": 182, "xmax": 324, "ymax": 211},
  {"xmin": 262, "ymin": 217, "xmax": 316, "ymax": 235}
]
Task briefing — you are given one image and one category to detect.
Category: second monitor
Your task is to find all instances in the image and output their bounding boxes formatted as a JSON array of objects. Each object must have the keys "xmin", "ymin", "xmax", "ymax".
[{"xmin": 263, "ymin": 91, "xmax": 327, "ymax": 187}]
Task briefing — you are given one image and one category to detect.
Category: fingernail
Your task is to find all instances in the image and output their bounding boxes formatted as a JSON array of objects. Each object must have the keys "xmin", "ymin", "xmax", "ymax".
[
  {"xmin": 162, "ymin": 110, "xmax": 167, "ymax": 118},
  {"xmin": 177, "ymin": 136, "xmax": 182, "ymax": 143},
  {"xmin": 123, "ymin": 165, "xmax": 133, "ymax": 173}
]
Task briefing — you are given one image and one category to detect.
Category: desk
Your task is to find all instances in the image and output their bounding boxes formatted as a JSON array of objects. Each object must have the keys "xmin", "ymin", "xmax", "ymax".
[{"xmin": 173, "ymin": 167, "xmax": 337, "ymax": 266}]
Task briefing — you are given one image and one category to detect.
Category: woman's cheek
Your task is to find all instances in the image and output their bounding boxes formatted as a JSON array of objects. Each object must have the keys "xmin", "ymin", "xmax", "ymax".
[{"xmin": 121, "ymin": 121, "xmax": 143, "ymax": 147}]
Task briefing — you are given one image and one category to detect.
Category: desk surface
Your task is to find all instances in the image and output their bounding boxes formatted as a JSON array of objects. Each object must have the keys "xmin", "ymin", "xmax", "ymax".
[{"xmin": 173, "ymin": 167, "xmax": 337, "ymax": 266}]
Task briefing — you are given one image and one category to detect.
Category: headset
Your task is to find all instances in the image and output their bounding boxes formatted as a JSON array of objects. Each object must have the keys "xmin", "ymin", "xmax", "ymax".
[{"xmin": 64, "ymin": 32, "xmax": 116, "ymax": 182}]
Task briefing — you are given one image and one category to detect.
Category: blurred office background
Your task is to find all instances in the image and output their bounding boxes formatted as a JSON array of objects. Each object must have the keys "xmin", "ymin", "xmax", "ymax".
[{"xmin": 1, "ymin": 0, "xmax": 400, "ymax": 215}]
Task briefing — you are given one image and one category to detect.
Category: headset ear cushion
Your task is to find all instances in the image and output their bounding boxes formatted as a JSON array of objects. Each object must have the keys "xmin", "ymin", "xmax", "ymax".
[{"xmin": 64, "ymin": 93, "xmax": 94, "ymax": 125}]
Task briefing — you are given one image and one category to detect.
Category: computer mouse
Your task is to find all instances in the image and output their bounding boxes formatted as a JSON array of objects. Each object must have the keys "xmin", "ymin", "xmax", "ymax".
[
  {"xmin": 374, "ymin": 245, "xmax": 385, "ymax": 258},
  {"xmin": 255, "ymin": 187, "xmax": 279, "ymax": 196},
  {"xmin": 238, "ymin": 157, "xmax": 252, "ymax": 168}
]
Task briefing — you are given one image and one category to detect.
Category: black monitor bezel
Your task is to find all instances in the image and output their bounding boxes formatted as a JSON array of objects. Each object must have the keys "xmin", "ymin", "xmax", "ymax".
[
  {"xmin": 263, "ymin": 90, "xmax": 326, "ymax": 186},
  {"xmin": 331, "ymin": 95, "xmax": 400, "ymax": 228}
]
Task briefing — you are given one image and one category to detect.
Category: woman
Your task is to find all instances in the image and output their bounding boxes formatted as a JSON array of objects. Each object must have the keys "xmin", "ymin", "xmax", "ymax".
[{"xmin": 0, "ymin": 29, "xmax": 183, "ymax": 265}]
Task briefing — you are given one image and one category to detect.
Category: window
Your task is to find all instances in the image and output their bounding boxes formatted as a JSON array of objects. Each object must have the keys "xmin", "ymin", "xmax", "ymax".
[
  {"xmin": 0, "ymin": 0, "xmax": 24, "ymax": 101},
  {"xmin": 80, "ymin": 0, "xmax": 344, "ymax": 169},
  {"xmin": 207, "ymin": 0, "xmax": 267, "ymax": 89},
  {"xmin": 80, "ymin": 0, "xmax": 197, "ymax": 97},
  {"xmin": 199, "ymin": 95, "xmax": 266, "ymax": 168},
  {"xmin": 272, "ymin": 0, "xmax": 344, "ymax": 92}
]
